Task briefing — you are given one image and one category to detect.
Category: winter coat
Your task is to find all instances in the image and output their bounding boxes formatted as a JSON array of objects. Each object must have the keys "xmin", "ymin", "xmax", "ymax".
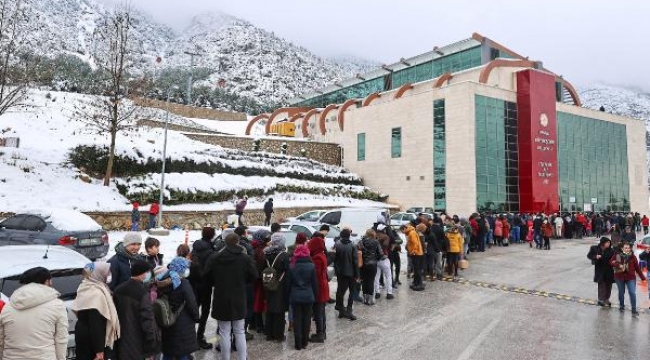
[
  {"xmin": 610, "ymin": 252, "xmax": 646, "ymax": 282},
  {"xmin": 587, "ymin": 245, "xmax": 615, "ymax": 283},
  {"xmin": 494, "ymin": 220, "xmax": 503, "ymax": 237},
  {"xmin": 288, "ymin": 258, "xmax": 318, "ymax": 305},
  {"xmin": 140, "ymin": 253, "xmax": 164, "ymax": 269},
  {"xmin": 359, "ymin": 237, "xmax": 383, "ymax": 266},
  {"xmin": 643, "ymin": 217, "xmax": 649, "ymax": 226},
  {"xmin": 131, "ymin": 209, "xmax": 140, "ymax": 223},
  {"xmin": 264, "ymin": 200, "xmax": 274, "ymax": 214},
  {"xmin": 112, "ymin": 279, "xmax": 160, "ymax": 360},
  {"xmin": 108, "ymin": 250, "xmax": 137, "ymax": 291},
  {"xmin": 308, "ymin": 239, "xmax": 330, "ymax": 304},
  {"xmin": 235, "ymin": 200, "xmax": 247, "ymax": 213},
  {"xmin": 446, "ymin": 230, "xmax": 463, "ymax": 254},
  {"xmin": 75, "ymin": 309, "xmax": 107, "ymax": 360},
  {"xmin": 207, "ymin": 244, "xmax": 258, "ymax": 321},
  {"xmin": 428, "ymin": 224, "xmax": 447, "ymax": 253},
  {"xmin": 334, "ymin": 237, "xmax": 360, "ymax": 278},
  {"xmin": 0, "ymin": 283, "xmax": 68, "ymax": 360},
  {"xmin": 405, "ymin": 226, "xmax": 423, "ymax": 256},
  {"xmin": 159, "ymin": 278, "xmax": 200, "ymax": 357},
  {"xmin": 149, "ymin": 203, "xmax": 159, "ymax": 216},
  {"xmin": 189, "ymin": 239, "xmax": 215, "ymax": 292},
  {"xmin": 541, "ymin": 223, "xmax": 554, "ymax": 238},
  {"xmin": 263, "ymin": 251, "xmax": 290, "ymax": 313}
]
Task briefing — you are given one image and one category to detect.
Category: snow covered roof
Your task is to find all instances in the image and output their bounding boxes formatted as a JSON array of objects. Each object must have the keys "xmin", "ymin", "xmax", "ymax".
[{"xmin": 24, "ymin": 208, "xmax": 103, "ymax": 232}]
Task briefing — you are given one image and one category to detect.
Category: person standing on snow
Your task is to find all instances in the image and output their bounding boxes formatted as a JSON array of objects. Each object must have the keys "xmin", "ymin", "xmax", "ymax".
[
  {"xmin": 0, "ymin": 267, "xmax": 68, "ymax": 360},
  {"xmin": 131, "ymin": 202, "xmax": 141, "ymax": 231},
  {"xmin": 148, "ymin": 201, "xmax": 160, "ymax": 229},
  {"xmin": 264, "ymin": 198, "xmax": 274, "ymax": 226},
  {"xmin": 235, "ymin": 195, "xmax": 248, "ymax": 226}
]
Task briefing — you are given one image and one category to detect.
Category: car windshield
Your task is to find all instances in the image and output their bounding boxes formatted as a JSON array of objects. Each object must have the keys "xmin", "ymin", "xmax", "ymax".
[
  {"xmin": 1, "ymin": 268, "xmax": 83, "ymax": 300},
  {"xmin": 298, "ymin": 211, "xmax": 322, "ymax": 221},
  {"xmin": 283, "ymin": 231, "xmax": 298, "ymax": 247}
]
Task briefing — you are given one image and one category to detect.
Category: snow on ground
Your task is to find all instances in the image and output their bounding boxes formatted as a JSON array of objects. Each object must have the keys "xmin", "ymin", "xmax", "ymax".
[
  {"xmin": 0, "ymin": 89, "xmax": 385, "ymax": 213},
  {"xmin": 106, "ymin": 229, "xmax": 205, "ymax": 262},
  {"xmin": 187, "ymin": 117, "xmax": 249, "ymax": 135}
]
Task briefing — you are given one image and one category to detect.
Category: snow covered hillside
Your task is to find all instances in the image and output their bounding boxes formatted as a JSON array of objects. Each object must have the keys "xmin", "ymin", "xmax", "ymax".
[
  {"xmin": 14, "ymin": 0, "xmax": 377, "ymax": 107},
  {"xmin": 0, "ymin": 89, "xmax": 384, "ymax": 213},
  {"xmin": 580, "ymin": 84, "xmax": 650, "ymax": 123}
]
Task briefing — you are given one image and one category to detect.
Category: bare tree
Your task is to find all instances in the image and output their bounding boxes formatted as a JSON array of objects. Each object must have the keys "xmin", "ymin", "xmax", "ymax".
[
  {"xmin": 0, "ymin": 0, "xmax": 31, "ymax": 117},
  {"xmin": 75, "ymin": 3, "xmax": 142, "ymax": 186}
]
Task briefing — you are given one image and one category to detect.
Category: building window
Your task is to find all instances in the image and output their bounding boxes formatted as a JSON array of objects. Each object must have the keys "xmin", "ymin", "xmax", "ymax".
[
  {"xmin": 433, "ymin": 99, "xmax": 446, "ymax": 212},
  {"xmin": 475, "ymin": 95, "xmax": 519, "ymax": 213},
  {"xmin": 391, "ymin": 127, "xmax": 402, "ymax": 158},
  {"xmin": 357, "ymin": 133, "xmax": 366, "ymax": 161},
  {"xmin": 557, "ymin": 112, "xmax": 629, "ymax": 212}
]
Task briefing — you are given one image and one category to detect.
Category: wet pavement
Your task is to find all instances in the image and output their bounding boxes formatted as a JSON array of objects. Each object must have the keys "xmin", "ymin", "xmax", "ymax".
[{"xmin": 192, "ymin": 237, "xmax": 649, "ymax": 360}]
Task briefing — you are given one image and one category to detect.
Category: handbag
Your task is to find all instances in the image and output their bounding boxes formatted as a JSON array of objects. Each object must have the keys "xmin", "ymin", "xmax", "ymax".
[{"xmin": 459, "ymin": 259, "xmax": 469, "ymax": 270}]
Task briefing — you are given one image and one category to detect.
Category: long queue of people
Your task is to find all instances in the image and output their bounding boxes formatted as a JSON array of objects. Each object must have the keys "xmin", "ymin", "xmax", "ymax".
[{"xmin": 1, "ymin": 210, "xmax": 647, "ymax": 360}]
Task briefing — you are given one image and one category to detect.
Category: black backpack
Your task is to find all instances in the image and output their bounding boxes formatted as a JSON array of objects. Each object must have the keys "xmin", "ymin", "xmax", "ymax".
[
  {"xmin": 153, "ymin": 294, "xmax": 185, "ymax": 328},
  {"xmin": 262, "ymin": 252, "xmax": 286, "ymax": 291}
]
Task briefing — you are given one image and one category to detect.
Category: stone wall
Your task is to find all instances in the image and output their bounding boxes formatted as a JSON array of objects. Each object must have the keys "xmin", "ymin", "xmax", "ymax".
[
  {"xmin": 84, "ymin": 207, "xmax": 337, "ymax": 231},
  {"xmin": 137, "ymin": 119, "xmax": 223, "ymax": 134},
  {"xmin": 183, "ymin": 133, "xmax": 342, "ymax": 166},
  {"xmin": 132, "ymin": 97, "xmax": 247, "ymax": 121}
]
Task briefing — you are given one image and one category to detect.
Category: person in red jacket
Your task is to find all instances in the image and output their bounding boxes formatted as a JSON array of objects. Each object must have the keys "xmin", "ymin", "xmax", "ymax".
[
  {"xmin": 148, "ymin": 201, "xmax": 160, "ymax": 229},
  {"xmin": 307, "ymin": 233, "xmax": 329, "ymax": 343},
  {"xmin": 0, "ymin": 299, "xmax": 5, "ymax": 313},
  {"xmin": 610, "ymin": 242, "xmax": 647, "ymax": 316},
  {"xmin": 642, "ymin": 215, "xmax": 649, "ymax": 235}
]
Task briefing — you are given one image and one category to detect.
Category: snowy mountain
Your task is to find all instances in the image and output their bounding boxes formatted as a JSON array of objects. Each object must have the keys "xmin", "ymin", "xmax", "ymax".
[
  {"xmin": 579, "ymin": 84, "xmax": 650, "ymax": 124},
  {"xmin": 12, "ymin": 1, "xmax": 376, "ymax": 107}
]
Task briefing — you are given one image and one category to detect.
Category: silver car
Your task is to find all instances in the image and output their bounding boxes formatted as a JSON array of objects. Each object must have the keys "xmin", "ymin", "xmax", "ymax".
[{"xmin": 0, "ymin": 245, "xmax": 89, "ymax": 359}]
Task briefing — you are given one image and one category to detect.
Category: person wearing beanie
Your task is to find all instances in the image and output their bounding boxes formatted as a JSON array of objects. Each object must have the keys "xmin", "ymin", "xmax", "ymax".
[
  {"xmin": 108, "ymin": 232, "xmax": 143, "ymax": 291},
  {"xmin": 113, "ymin": 260, "xmax": 160, "ymax": 360},
  {"xmin": 333, "ymin": 228, "xmax": 359, "ymax": 320},
  {"xmin": 587, "ymin": 237, "xmax": 616, "ymax": 306},
  {"xmin": 0, "ymin": 267, "xmax": 68, "ymax": 360},
  {"xmin": 263, "ymin": 232, "xmax": 290, "ymax": 341},
  {"xmin": 206, "ymin": 234, "xmax": 257, "ymax": 360},
  {"xmin": 264, "ymin": 198, "xmax": 274, "ymax": 226},
  {"xmin": 287, "ymin": 245, "xmax": 317, "ymax": 350},
  {"xmin": 189, "ymin": 227, "xmax": 217, "ymax": 349},
  {"xmin": 157, "ymin": 257, "xmax": 200, "ymax": 360}
]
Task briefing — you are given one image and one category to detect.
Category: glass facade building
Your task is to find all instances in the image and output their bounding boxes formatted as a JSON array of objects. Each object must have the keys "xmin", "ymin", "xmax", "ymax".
[
  {"xmin": 294, "ymin": 46, "xmax": 482, "ymax": 108},
  {"xmin": 433, "ymin": 99, "xmax": 446, "ymax": 211},
  {"xmin": 475, "ymin": 95, "xmax": 520, "ymax": 212},
  {"xmin": 557, "ymin": 113, "xmax": 630, "ymax": 212}
]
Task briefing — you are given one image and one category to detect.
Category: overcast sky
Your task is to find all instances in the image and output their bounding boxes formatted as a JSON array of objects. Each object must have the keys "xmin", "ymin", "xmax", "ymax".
[{"xmin": 101, "ymin": 0, "xmax": 650, "ymax": 91}]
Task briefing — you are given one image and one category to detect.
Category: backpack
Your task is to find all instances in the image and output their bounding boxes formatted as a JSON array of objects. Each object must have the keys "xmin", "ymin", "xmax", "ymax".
[
  {"xmin": 153, "ymin": 294, "xmax": 185, "ymax": 328},
  {"xmin": 262, "ymin": 252, "xmax": 286, "ymax": 291}
]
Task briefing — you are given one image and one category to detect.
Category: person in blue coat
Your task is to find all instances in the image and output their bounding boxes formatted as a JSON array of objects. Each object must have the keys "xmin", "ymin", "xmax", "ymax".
[
  {"xmin": 287, "ymin": 244, "xmax": 318, "ymax": 350},
  {"xmin": 108, "ymin": 232, "xmax": 143, "ymax": 291}
]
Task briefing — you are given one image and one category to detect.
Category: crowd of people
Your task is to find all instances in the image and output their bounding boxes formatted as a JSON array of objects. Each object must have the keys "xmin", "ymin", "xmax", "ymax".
[{"xmin": 0, "ymin": 209, "xmax": 648, "ymax": 360}]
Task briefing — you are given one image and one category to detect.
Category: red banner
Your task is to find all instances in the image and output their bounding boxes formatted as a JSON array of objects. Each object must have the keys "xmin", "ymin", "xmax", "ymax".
[{"xmin": 517, "ymin": 69, "xmax": 559, "ymax": 214}]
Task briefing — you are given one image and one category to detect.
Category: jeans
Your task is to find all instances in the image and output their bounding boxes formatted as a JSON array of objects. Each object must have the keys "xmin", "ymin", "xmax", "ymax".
[
  {"xmin": 292, "ymin": 302, "xmax": 313, "ymax": 348},
  {"xmin": 487, "ymin": 230, "xmax": 494, "ymax": 246},
  {"xmin": 218, "ymin": 319, "xmax": 247, "ymax": 360},
  {"xmin": 195, "ymin": 287, "xmax": 212, "ymax": 339},
  {"xmin": 148, "ymin": 214, "xmax": 157, "ymax": 229},
  {"xmin": 374, "ymin": 258, "xmax": 393, "ymax": 295},
  {"xmin": 235, "ymin": 211, "xmax": 244, "ymax": 226},
  {"xmin": 615, "ymin": 279, "xmax": 637, "ymax": 310},
  {"xmin": 264, "ymin": 212, "xmax": 272, "ymax": 226},
  {"xmin": 312, "ymin": 302, "xmax": 326, "ymax": 335},
  {"xmin": 432, "ymin": 252, "xmax": 443, "ymax": 278},
  {"xmin": 511, "ymin": 226, "xmax": 520, "ymax": 243},
  {"xmin": 411, "ymin": 255, "xmax": 424, "ymax": 287}
]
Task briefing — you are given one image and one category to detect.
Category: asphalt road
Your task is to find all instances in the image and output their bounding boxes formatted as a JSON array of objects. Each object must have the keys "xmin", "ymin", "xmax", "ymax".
[{"xmin": 192, "ymin": 237, "xmax": 649, "ymax": 360}]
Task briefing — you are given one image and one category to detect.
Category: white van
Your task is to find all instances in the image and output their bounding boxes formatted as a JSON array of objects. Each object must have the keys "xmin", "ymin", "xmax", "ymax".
[{"xmin": 317, "ymin": 207, "xmax": 388, "ymax": 238}]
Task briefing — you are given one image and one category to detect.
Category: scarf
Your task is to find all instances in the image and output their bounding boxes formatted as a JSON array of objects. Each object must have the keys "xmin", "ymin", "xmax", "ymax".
[{"xmin": 73, "ymin": 263, "xmax": 120, "ymax": 348}]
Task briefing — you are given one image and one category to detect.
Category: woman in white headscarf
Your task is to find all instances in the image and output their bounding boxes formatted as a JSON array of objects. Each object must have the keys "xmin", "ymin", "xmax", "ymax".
[{"xmin": 73, "ymin": 262, "xmax": 120, "ymax": 360}]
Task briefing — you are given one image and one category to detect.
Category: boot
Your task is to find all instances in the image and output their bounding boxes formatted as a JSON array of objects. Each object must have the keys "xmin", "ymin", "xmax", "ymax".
[
  {"xmin": 346, "ymin": 307, "xmax": 357, "ymax": 321},
  {"xmin": 310, "ymin": 333, "xmax": 325, "ymax": 343},
  {"xmin": 338, "ymin": 309, "xmax": 348, "ymax": 319},
  {"xmin": 363, "ymin": 294, "xmax": 370, "ymax": 305},
  {"xmin": 197, "ymin": 336, "xmax": 213, "ymax": 350}
]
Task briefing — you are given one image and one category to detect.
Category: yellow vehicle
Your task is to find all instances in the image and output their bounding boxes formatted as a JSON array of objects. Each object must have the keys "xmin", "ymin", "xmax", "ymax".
[{"xmin": 270, "ymin": 122, "xmax": 296, "ymax": 137}]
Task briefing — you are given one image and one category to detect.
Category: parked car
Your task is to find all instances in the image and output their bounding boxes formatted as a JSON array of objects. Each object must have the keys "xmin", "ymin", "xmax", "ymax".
[
  {"xmin": 0, "ymin": 245, "xmax": 89, "ymax": 360},
  {"xmin": 284, "ymin": 210, "xmax": 328, "ymax": 223},
  {"xmin": 276, "ymin": 228, "xmax": 335, "ymax": 280},
  {"xmin": 390, "ymin": 212, "xmax": 418, "ymax": 229},
  {"xmin": 316, "ymin": 207, "xmax": 388, "ymax": 239},
  {"xmin": 280, "ymin": 221, "xmax": 350, "ymax": 248},
  {"xmin": 405, "ymin": 206, "xmax": 435, "ymax": 214},
  {"xmin": 635, "ymin": 236, "xmax": 650, "ymax": 266},
  {"xmin": 0, "ymin": 209, "xmax": 109, "ymax": 260}
]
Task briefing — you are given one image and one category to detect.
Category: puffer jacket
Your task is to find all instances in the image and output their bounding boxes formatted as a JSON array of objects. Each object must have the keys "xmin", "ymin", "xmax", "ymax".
[
  {"xmin": 405, "ymin": 226, "xmax": 423, "ymax": 256},
  {"xmin": 446, "ymin": 230, "xmax": 464, "ymax": 254},
  {"xmin": 334, "ymin": 237, "xmax": 359, "ymax": 278},
  {"xmin": 0, "ymin": 283, "xmax": 68, "ymax": 360}
]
